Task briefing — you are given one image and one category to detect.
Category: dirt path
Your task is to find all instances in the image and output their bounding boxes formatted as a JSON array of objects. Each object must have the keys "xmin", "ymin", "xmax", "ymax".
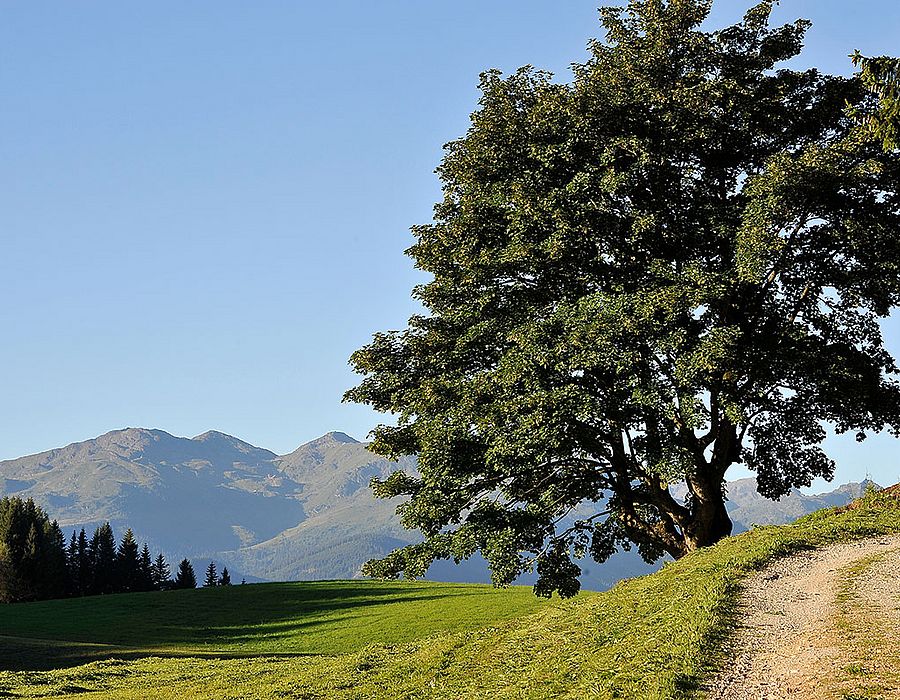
[{"xmin": 705, "ymin": 535, "xmax": 900, "ymax": 700}]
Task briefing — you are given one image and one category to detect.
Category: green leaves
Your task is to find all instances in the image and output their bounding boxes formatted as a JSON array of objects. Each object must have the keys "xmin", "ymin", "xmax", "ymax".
[
  {"xmin": 349, "ymin": 0, "xmax": 900, "ymax": 597},
  {"xmin": 852, "ymin": 53, "xmax": 900, "ymax": 150}
]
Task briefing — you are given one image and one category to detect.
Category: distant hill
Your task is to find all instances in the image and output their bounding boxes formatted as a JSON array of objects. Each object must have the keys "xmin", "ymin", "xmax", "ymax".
[{"xmin": 0, "ymin": 428, "xmax": 873, "ymax": 589}]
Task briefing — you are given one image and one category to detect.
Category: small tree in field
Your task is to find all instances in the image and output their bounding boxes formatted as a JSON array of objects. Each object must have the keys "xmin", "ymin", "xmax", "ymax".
[
  {"xmin": 152, "ymin": 553, "xmax": 171, "ymax": 590},
  {"xmin": 174, "ymin": 559, "xmax": 196, "ymax": 589},
  {"xmin": 203, "ymin": 561, "xmax": 218, "ymax": 588},
  {"xmin": 219, "ymin": 567, "xmax": 231, "ymax": 586},
  {"xmin": 347, "ymin": 0, "xmax": 900, "ymax": 596}
]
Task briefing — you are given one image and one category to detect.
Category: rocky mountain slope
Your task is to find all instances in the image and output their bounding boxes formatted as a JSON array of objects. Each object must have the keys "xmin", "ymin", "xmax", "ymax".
[{"xmin": 0, "ymin": 428, "xmax": 871, "ymax": 589}]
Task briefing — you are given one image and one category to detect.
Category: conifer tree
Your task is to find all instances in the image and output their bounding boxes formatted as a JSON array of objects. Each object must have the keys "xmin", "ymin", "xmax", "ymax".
[
  {"xmin": 66, "ymin": 531, "xmax": 79, "ymax": 596},
  {"xmin": 86, "ymin": 528, "xmax": 99, "ymax": 594},
  {"xmin": 219, "ymin": 567, "xmax": 231, "ymax": 586},
  {"xmin": 116, "ymin": 528, "xmax": 140, "ymax": 593},
  {"xmin": 20, "ymin": 523, "xmax": 41, "ymax": 595},
  {"xmin": 152, "ymin": 553, "xmax": 171, "ymax": 590},
  {"xmin": 174, "ymin": 558, "xmax": 196, "ymax": 589},
  {"xmin": 44, "ymin": 520, "xmax": 68, "ymax": 599},
  {"xmin": 91, "ymin": 523, "xmax": 118, "ymax": 594},
  {"xmin": 203, "ymin": 561, "xmax": 218, "ymax": 588},
  {"xmin": 0, "ymin": 497, "xmax": 68, "ymax": 602},
  {"xmin": 75, "ymin": 528, "xmax": 90, "ymax": 596},
  {"xmin": 138, "ymin": 543, "xmax": 153, "ymax": 592}
]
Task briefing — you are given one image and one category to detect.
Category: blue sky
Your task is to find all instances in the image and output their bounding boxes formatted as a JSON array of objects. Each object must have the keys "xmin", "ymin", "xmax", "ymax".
[{"xmin": 1, "ymin": 2, "xmax": 898, "ymax": 489}]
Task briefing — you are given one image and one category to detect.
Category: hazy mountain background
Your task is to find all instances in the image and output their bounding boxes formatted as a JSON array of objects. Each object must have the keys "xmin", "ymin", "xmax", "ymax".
[{"xmin": 0, "ymin": 428, "xmax": 872, "ymax": 590}]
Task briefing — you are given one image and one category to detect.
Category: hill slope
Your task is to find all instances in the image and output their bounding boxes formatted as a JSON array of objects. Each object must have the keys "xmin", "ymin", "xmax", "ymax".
[{"xmin": 1, "ymin": 487, "xmax": 898, "ymax": 699}]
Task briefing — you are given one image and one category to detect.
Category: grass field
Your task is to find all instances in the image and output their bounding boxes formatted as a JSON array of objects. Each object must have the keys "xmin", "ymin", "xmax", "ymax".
[
  {"xmin": 0, "ymin": 580, "xmax": 552, "ymax": 670},
  {"xmin": 2, "ymin": 488, "xmax": 900, "ymax": 699}
]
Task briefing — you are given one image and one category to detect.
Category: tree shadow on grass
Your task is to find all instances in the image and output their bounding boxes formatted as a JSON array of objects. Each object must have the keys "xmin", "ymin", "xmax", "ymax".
[
  {"xmin": 0, "ymin": 581, "xmax": 509, "ymax": 671},
  {"xmin": 0, "ymin": 634, "xmax": 322, "ymax": 672}
]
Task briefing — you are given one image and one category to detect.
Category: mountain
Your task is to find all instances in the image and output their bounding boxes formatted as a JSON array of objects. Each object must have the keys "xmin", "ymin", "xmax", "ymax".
[
  {"xmin": 723, "ymin": 477, "xmax": 874, "ymax": 529},
  {"xmin": 221, "ymin": 431, "xmax": 418, "ymax": 581},
  {"xmin": 0, "ymin": 428, "xmax": 873, "ymax": 590},
  {"xmin": 0, "ymin": 428, "xmax": 304, "ymax": 554}
]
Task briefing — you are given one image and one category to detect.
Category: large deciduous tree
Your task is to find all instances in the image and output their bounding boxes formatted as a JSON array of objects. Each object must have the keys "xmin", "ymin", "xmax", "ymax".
[{"xmin": 346, "ymin": 0, "xmax": 900, "ymax": 596}]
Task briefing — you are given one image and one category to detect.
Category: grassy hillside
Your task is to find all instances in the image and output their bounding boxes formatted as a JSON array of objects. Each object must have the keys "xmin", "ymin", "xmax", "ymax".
[{"xmin": 1, "ymin": 488, "xmax": 899, "ymax": 699}]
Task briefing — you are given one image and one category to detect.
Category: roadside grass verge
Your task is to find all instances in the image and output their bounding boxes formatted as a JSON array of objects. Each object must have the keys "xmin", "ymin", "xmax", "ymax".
[
  {"xmin": 832, "ymin": 546, "xmax": 900, "ymax": 700},
  {"xmin": 1, "ymin": 488, "xmax": 899, "ymax": 699}
]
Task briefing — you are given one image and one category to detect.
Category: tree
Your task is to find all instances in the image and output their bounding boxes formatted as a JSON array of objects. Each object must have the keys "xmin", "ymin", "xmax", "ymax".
[
  {"xmin": 75, "ymin": 529, "xmax": 90, "ymax": 596},
  {"xmin": 203, "ymin": 561, "xmax": 218, "ymax": 588},
  {"xmin": 90, "ymin": 523, "xmax": 118, "ymax": 595},
  {"xmin": 66, "ymin": 531, "xmax": 79, "ymax": 595},
  {"xmin": 174, "ymin": 559, "xmax": 196, "ymax": 589},
  {"xmin": 43, "ymin": 520, "xmax": 68, "ymax": 599},
  {"xmin": 219, "ymin": 567, "xmax": 231, "ymax": 586},
  {"xmin": 116, "ymin": 529, "xmax": 140, "ymax": 592},
  {"xmin": 151, "ymin": 553, "xmax": 171, "ymax": 590},
  {"xmin": 347, "ymin": 0, "xmax": 900, "ymax": 597},
  {"xmin": 0, "ymin": 498, "xmax": 68, "ymax": 602},
  {"xmin": 138, "ymin": 543, "xmax": 154, "ymax": 592}
]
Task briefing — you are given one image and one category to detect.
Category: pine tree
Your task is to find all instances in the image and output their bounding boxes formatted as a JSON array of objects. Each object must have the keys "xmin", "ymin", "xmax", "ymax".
[
  {"xmin": 138, "ymin": 543, "xmax": 153, "ymax": 592},
  {"xmin": 151, "ymin": 553, "xmax": 171, "ymax": 590},
  {"xmin": 92, "ymin": 523, "xmax": 118, "ymax": 595},
  {"xmin": 66, "ymin": 531, "xmax": 79, "ymax": 596},
  {"xmin": 203, "ymin": 561, "xmax": 218, "ymax": 588},
  {"xmin": 219, "ymin": 567, "xmax": 231, "ymax": 586},
  {"xmin": 0, "ymin": 497, "xmax": 29, "ymax": 602},
  {"xmin": 86, "ymin": 528, "xmax": 100, "ymax": 595},
  {"xmin": 44, "ymin": 520, "xmax": 68, "ymax": 599},
  {"xmin": 174, "ymin": 559, "xmax": 196, "ymax": 589},
  {"xmin": 20, "ymin": 523, "xmax": 42, "ymax": 598},
  {"xmin": 116, "ymin": 528, "xmax": 140, "ymax": 593},
  {"xmin": 0, "ymin": 498, "xmax": 68, "ymax": 602},
  {"xmin": 76, "ymin": 528, "xmax": 90, "ymax": 596}
]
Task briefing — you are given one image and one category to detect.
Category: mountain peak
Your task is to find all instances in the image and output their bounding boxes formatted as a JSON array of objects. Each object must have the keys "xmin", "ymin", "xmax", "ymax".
[
  {"xmin": 191, "ymin": 430, "xmax": 275, "ymax": 457},
  {"xmin": 101, "ymin": 427, "xmax": 171, "ymax": 439},
  {"xmin": 320, "ymin": 431, "xmax": 360, "ymax": 444},
  {"xmin": 193, "ymin": 430, "xmax": 244, "ymax": 443}
]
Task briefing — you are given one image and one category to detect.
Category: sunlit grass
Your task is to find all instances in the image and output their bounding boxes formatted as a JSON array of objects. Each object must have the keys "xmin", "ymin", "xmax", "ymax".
[{"xmin": 1, "ymin": 489, "xmax": 899, "ymax": 699}]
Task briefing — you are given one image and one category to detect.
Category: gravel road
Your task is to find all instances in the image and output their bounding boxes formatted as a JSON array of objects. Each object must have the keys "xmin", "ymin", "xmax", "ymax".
[{"xmin": 705, "ymin": 535, "xmax": 900, "ymax": 700}]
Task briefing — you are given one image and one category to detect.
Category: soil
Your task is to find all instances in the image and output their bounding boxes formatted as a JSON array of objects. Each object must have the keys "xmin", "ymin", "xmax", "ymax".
[{"xmin": 705, "ymin": 535, "xmax": 900, "ymax": 700}]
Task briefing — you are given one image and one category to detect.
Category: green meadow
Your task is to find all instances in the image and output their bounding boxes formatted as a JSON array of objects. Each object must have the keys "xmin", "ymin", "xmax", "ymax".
[
  {"xmin": 0, "ymin": 580, "xmax": 552, "ymax": 669},
  {"xmin": 2, "ymin": 489, "xmax": 900, "ymax": 699}
]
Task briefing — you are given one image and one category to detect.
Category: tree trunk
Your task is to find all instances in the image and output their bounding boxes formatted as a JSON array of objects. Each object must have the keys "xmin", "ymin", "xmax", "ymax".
[{"xmin": 680, "ymin": 493, "xmax": 733, "ymax": 554}]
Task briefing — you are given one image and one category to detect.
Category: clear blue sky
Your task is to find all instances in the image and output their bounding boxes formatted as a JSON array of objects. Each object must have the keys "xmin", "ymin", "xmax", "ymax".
[{"xmin": 1, "ymin": 2, "xmax": 898, "ymax": 489}]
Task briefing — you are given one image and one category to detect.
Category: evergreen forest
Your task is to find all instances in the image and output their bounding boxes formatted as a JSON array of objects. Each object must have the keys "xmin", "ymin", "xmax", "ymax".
[{"xmin": 0, "ymin": 496, "xmax": 229, "ymax": 603}]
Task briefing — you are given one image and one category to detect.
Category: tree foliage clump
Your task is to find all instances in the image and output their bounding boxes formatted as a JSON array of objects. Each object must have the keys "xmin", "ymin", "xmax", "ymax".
[
  {"xmin": 0, "ymin": 497, "xmax": 67, "ymax": 602},
  {"xmin": 347, "ymin": 0, "xmax": 900, "ymax": 596}
]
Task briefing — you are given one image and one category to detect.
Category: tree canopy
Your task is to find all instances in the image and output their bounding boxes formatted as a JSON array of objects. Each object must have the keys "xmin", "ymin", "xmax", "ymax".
[{"xmin": 347, "ymin": 0, "xmax": 900, "ymax": 597}]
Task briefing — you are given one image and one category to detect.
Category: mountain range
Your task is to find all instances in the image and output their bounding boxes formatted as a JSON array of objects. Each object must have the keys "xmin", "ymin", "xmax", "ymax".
[{"xmin": 0, "ymin": 428, "xmax": 872, "ymax": 590}]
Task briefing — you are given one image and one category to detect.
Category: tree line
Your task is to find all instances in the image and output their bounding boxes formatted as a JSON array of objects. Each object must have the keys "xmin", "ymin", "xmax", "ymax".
[{"xmin": 0, "ymin": 496, "xmax": 231, "ymax": 603}]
